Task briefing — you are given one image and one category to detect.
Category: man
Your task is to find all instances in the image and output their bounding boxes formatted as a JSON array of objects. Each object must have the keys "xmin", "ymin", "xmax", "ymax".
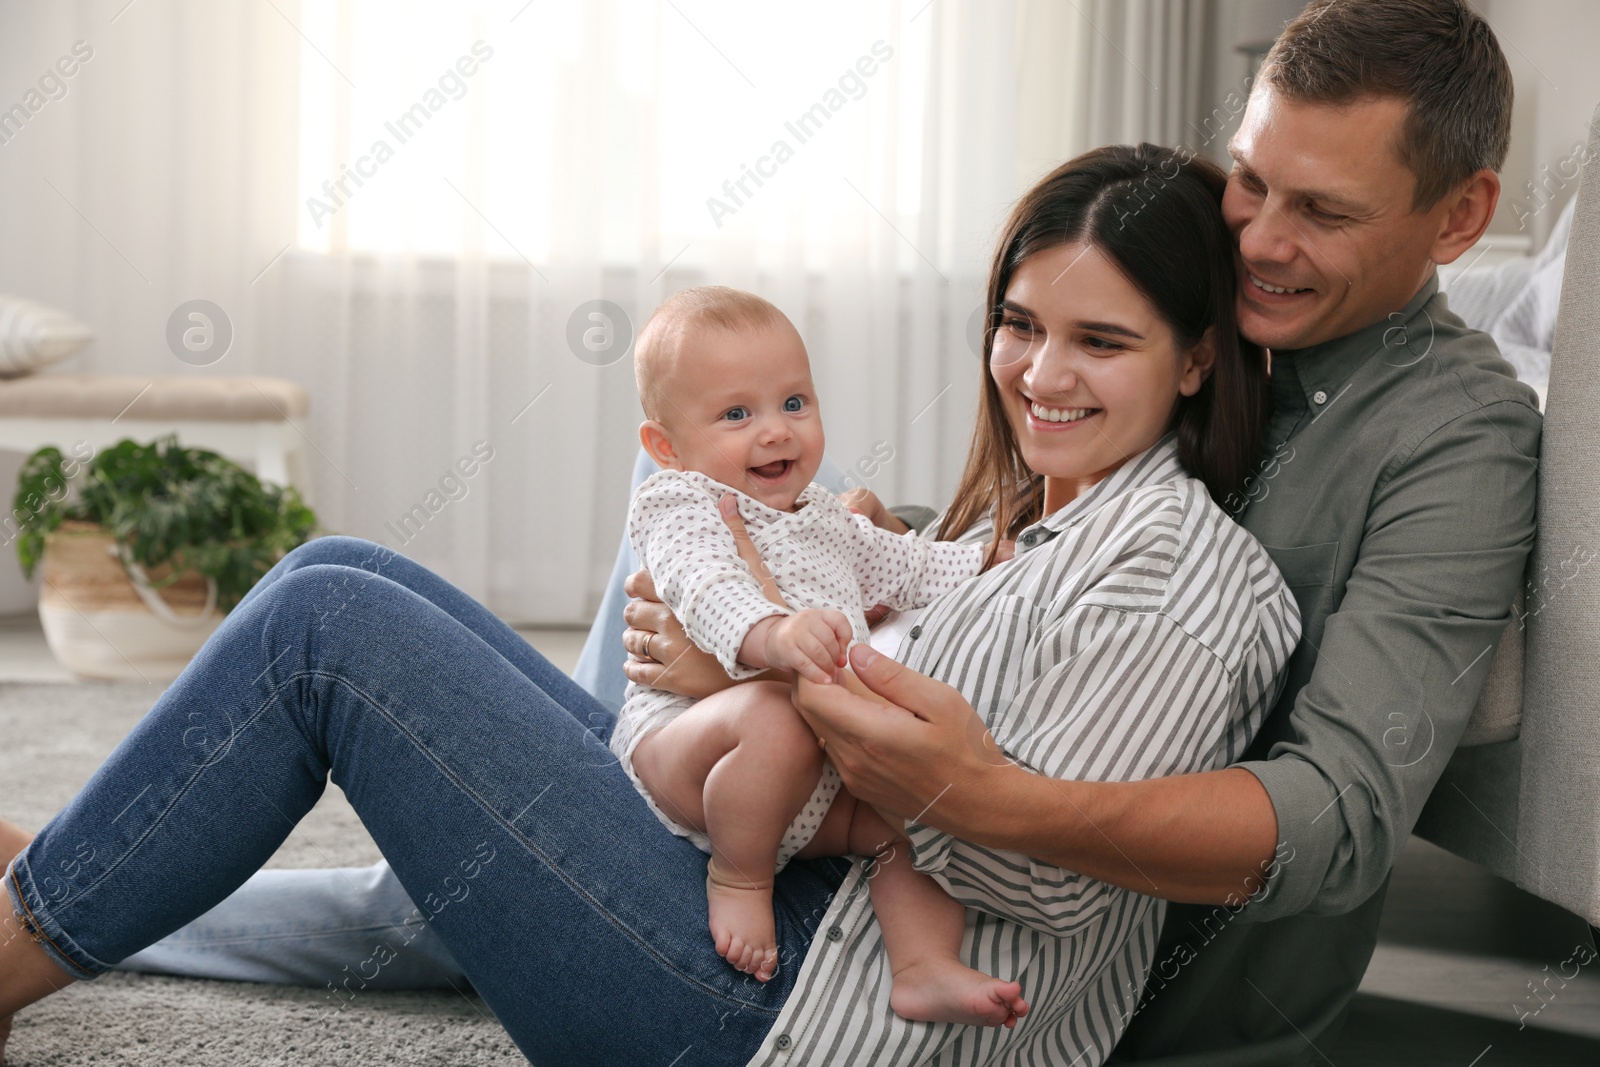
[
  {"xmin": 749, "ymin": 0, "xmax": 1534, "ymax": 1062},
  {"xmin": 1110, "ymin": 0, "xmax": 1537, "ymax": 1058},
  {"xmin": 117, "ymin": 0, "xmax": 1542, "ymax": 1061}
]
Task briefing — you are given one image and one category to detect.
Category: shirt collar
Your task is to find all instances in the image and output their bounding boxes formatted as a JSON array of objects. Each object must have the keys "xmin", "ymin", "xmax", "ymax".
[
  {"xmin": 1013, "ymin": 432, "xmax": 1188, "ymax": 554},
  {"xmin": 718, "ymin": 476, "xmax": 831, "ymax": 528},
  {"xmin": 1271, "ymin": 273, "xmax": 1441, "ymax": 411},
  {"xmin": 669, "ymin": 467, "xmax": 832, "ymax": 526}
]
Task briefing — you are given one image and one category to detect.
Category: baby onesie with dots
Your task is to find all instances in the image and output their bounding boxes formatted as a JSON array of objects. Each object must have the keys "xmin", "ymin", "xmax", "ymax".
[{"xmin": 609, "ymin": 468, "xmax": 987, "ymax": 868}]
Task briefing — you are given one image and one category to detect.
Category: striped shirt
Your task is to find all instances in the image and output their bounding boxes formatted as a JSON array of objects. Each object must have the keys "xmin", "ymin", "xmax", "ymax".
[{"xmin": 745, "ymin": 433, "xmax": 1300, "ymax": 1067}]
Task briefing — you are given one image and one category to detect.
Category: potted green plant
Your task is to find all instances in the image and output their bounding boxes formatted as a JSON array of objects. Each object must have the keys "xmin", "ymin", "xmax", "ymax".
[{"xmin": 11, "ymin": 435, "xmax": 320, "ymax": 680}]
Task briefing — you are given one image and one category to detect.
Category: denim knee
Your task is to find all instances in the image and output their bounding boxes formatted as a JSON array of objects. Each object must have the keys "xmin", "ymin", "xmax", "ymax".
[
  {"xmin": 263, "ymin": 561, "xmax": 403, "ymax": 636},
  {"xmin": 284, "ymin": 535, "xmax": 398, "ymax": 573}
]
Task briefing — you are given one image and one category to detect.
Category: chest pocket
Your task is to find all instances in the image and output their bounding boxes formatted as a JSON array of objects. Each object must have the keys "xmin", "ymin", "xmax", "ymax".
[
  {"xmin": 962, "ymin": 593, "xmax": 1044, "ymax": 730},
  {"xmin": 1266, "ymin": 540, "xmax": 1340, "ymax": 636}
]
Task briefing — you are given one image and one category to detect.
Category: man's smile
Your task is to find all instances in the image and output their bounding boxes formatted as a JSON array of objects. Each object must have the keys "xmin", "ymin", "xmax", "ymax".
[{"xmin": 1245, "ymin": 271, "xmax": 1314, "ymax": 298}]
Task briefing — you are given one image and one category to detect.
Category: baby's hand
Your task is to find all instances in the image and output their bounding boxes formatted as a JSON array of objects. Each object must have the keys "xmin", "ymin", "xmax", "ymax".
[
  {"xmin": 840, "ymin": 487, "xmax": 892, "ymax": 529},
  {"xmin": 745, "ymin": 609, "xmax": 854, "ymax": 684},
  {"xmin": 841, "ymin": 487, "xmax": 912, "ymax": 535}
]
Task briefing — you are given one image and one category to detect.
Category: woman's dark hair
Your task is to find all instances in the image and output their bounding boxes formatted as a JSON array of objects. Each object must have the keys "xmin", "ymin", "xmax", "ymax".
[{"xmin": 936, "ymin": 143, "xmax": 1269, "ymax": 562}]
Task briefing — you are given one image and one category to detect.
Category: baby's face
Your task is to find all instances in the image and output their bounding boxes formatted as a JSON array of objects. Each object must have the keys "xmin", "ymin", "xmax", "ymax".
[{"xmin": 652, "ymin": 321, "xmax": 825, "ymax": 511}]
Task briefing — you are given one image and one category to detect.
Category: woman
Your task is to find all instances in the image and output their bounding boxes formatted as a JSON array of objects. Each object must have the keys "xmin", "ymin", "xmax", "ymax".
[{"xmin": 1, "ymin": 145, "xmax": 1297, "ymax": 1066}]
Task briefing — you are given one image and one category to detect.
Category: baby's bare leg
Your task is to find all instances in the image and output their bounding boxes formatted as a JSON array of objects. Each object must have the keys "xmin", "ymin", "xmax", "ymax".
[
  {"xmin": 847, "ymin": 805, "xmax": 1029, "ymax": 1029},
  {"xmin": 632, "ymin": 681, "xmax": 825, "ymax": 983}
]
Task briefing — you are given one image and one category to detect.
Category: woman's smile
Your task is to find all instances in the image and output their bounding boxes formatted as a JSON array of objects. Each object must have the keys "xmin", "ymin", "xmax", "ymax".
[
  {"xmin": 988, "ymin": 241, "xmax": 1211, "ymax": 512},
  {"xmin": 1023, "ymin": 400, "xmax": 1101, "ymax": 430}
]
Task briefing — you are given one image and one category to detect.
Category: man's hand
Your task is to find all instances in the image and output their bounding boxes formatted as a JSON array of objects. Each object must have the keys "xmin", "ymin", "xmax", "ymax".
[
  {"xmin": 791, "ymin": 643, "xmax": 1006, "ymax": 823},
  {"xmin": 795, "ymin": 646, "xmax": 1281, "ymax": 905},
  {"xmin": 741, "ymin": 609, "xmax": 854, "ymax": 684}
]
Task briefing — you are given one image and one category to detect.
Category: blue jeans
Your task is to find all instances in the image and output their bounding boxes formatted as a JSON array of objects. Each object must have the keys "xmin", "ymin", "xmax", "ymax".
[
  {"xmin": 7, "ymin": 535, "xmax": 848, "ymax": 1064},
  {"xmin": 125, "ymin": 450, "xmax": 849, "ymax": 992}
]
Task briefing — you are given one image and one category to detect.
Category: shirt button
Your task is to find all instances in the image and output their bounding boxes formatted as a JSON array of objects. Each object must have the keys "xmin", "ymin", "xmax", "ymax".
[
  {"xmin": 776, "ymin": 1034, "xmax": 793, "ymax": 1050},
  {"xmin": 1020, "ymin": 531, "xmax": 1037, "ymax": 546},
  {"xmin": 1312, "ymin": 390, "xmax": 1328, "ymax": 404},
  {"xmin": 826, "ymin": 925, "xmax": 843, "ymax": 941},
  {"xmin": 908, "ymin": 624, "xmax": 922, "ymax": 639}
]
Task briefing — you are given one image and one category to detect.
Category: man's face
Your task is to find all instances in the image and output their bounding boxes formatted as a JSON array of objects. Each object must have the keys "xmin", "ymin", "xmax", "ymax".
[{"xmin": 1223, "ymin": 84, "xmax": 1453, "ymax": 351}]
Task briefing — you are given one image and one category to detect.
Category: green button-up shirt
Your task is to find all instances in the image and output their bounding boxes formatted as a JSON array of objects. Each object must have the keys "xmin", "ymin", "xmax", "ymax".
[{"xmin": 1113, "ymin": 275, "xmax": 1542, "ymax": 1064}]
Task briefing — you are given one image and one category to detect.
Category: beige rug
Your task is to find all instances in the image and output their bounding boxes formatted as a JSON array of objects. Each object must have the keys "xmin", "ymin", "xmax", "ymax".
[{"xmin": 1, "ymin": 680, "xmax": 523, "ymax": 1066}]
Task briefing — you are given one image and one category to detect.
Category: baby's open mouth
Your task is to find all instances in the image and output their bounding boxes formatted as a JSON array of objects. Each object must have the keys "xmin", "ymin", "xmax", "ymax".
[{"xmin": 748, "ymin": 459, "xmax": 792, "ymax": 482}]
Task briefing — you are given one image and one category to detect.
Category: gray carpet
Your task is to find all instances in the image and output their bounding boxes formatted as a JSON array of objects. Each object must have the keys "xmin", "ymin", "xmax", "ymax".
[
  {"xmin": 11, "ymin": 685, "xmax": 1600, "ymax": 1067},
  {"xmin": 1, "ymin": 681, "xmax": 524, "ymax": 1066}
]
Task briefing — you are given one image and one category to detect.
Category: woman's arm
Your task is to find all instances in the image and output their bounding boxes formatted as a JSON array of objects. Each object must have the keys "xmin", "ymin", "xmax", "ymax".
[{"xmin": 795, "ymin": 644, "xmax": 1280, "ymax": 907}]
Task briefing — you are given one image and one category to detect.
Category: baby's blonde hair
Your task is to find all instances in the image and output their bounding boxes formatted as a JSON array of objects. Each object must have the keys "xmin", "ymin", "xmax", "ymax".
[{"xmin": 634, "ymin": 286, "xmax": 795, "ymax": 423}]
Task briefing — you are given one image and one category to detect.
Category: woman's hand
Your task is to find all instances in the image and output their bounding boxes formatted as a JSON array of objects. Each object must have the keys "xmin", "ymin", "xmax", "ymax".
[
  {"xmin": 621, "ymin": 569, "xmax": 743, "ymax": 699},
  {"xmin": 792, "ymin": 643, "xmax": 1012, "ymax": 828}
]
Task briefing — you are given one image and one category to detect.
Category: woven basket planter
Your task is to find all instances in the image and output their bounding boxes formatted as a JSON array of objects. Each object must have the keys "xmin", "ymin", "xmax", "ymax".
[{"xmin": 38, "ymin": 520, "xmax": 222, "ymax": 682}]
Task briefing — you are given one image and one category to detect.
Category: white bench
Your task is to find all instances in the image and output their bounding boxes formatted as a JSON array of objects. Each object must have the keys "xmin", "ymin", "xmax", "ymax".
[{"xmin": 0, "ymin": 374, "xmax": 313, "ymax": 503}]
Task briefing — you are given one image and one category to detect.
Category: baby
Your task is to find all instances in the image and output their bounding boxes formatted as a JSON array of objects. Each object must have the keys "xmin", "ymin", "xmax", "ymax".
[{"xmin": 610, "ymin": 286, "xmax": 1029, "ymax": 1029}]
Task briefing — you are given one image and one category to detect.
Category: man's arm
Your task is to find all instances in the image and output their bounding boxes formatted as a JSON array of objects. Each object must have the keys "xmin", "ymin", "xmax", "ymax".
[
  {"xmin": 801, "ymin": 647, "xmax": 1281, "ymax": 906},
  {"xmin": 1236, "ymin": 401, "xmax": 1539, "ymax": 920},
  {"xmin": 801, "ymin": 401, "xmax": 1539, "ymax": 911}
]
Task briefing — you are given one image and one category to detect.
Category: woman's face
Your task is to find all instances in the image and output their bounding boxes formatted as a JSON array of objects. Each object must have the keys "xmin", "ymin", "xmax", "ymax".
[{"xmin": 989, "ymin": 241, "xmax": 1214, "ymax": 513}]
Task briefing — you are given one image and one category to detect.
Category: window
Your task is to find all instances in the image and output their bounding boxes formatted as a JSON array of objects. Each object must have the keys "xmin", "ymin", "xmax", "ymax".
[{"xmin": 295, "ymin": 0, "xmax": 931, "ymax": 269}]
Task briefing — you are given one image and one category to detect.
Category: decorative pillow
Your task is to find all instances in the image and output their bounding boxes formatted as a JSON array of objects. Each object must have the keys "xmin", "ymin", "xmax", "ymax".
[{"xmin": 0, "ymin": 295, "xmax": 95, "ymax": 378}]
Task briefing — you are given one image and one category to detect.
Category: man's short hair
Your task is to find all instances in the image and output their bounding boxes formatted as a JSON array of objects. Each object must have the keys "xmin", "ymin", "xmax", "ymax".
[
  {"xmin": 1262, "ymin": 0, "xmax": 1512, "ymax": 210},
  {"xmin": 634, "ymin": 286, "xmax": 792, "ymax": 423}
]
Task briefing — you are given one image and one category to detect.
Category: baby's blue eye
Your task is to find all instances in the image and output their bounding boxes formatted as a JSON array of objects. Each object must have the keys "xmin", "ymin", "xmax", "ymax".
[
  {"xmin": 783, "ymin": 396, "xmax": 804, "ymax": 413},
  {"xmin": 723, "ymin": 406, "xmax": 749, "ymax": 422}
]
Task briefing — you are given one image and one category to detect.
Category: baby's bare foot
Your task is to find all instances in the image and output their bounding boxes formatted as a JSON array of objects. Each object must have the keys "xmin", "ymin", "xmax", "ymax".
[
  {"xmin": 706, "ymin": 870, "xmax": 779, "ymax": 982},
  {"xmin": 890, "ymin": 958, "xmax": 1030, "ymax": 1029}
]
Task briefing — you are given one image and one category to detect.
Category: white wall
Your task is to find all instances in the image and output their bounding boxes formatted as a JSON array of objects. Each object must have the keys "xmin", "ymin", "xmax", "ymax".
[
  {"xmin": 1197, "ymin": 0, "xmax": 1600, "ymax": 255},
  {"xmin": 1197, "ymin": 0, "xmax": 1303, "ymax": 168},
  {"xmin": 0, "ymin": 451, "xmax": 31, "ymax": 613},
  {"xmin": 1482, "ymin": 0, "xmax": 1600, "ymax": 247}
]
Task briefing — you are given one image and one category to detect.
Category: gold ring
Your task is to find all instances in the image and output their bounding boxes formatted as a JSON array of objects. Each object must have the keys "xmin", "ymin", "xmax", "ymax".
[{"xmin": 642, "ymin": 634, "xmax": 653, "ymax": 661}]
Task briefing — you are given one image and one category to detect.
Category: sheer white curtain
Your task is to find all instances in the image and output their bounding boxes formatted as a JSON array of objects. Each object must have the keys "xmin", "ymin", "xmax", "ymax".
[
  {"xmin": 1017, "ymin": 0, "xmax": 1212, "ymax": 186},
  {"xmin": 278, "ymin": 0, "xmax": 1022, "ymax": 623},
  {"xmin": 0, "ymin": 0, "xmax": 1209, "ymax": 623}
]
